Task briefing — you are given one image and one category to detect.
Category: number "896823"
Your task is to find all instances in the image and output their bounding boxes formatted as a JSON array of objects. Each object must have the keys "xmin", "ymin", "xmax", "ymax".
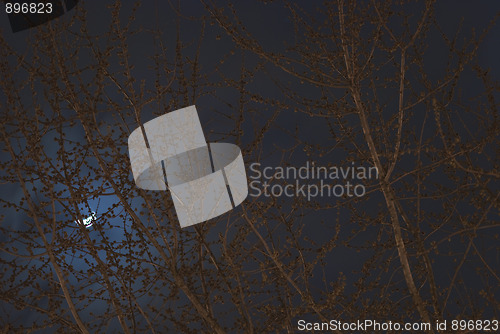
[
  {"xmin": 5, "ymin": 2, "xmax": 53, "ymax": 14},
  {"xmin": 451, "ymin": 319, "xmax": 498, "ymax": 331}
]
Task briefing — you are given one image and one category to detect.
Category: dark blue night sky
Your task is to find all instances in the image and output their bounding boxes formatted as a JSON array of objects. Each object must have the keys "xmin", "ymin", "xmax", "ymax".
[{"xmin": 0, "ymin": 0, "xmax": 499, "ymax": 333}]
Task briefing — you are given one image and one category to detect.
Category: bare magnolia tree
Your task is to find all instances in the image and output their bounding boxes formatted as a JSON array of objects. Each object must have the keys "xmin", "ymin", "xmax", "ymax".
[{"xmin": 0, "ymin": 0, "xmax": 498, "ymax": 333}]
